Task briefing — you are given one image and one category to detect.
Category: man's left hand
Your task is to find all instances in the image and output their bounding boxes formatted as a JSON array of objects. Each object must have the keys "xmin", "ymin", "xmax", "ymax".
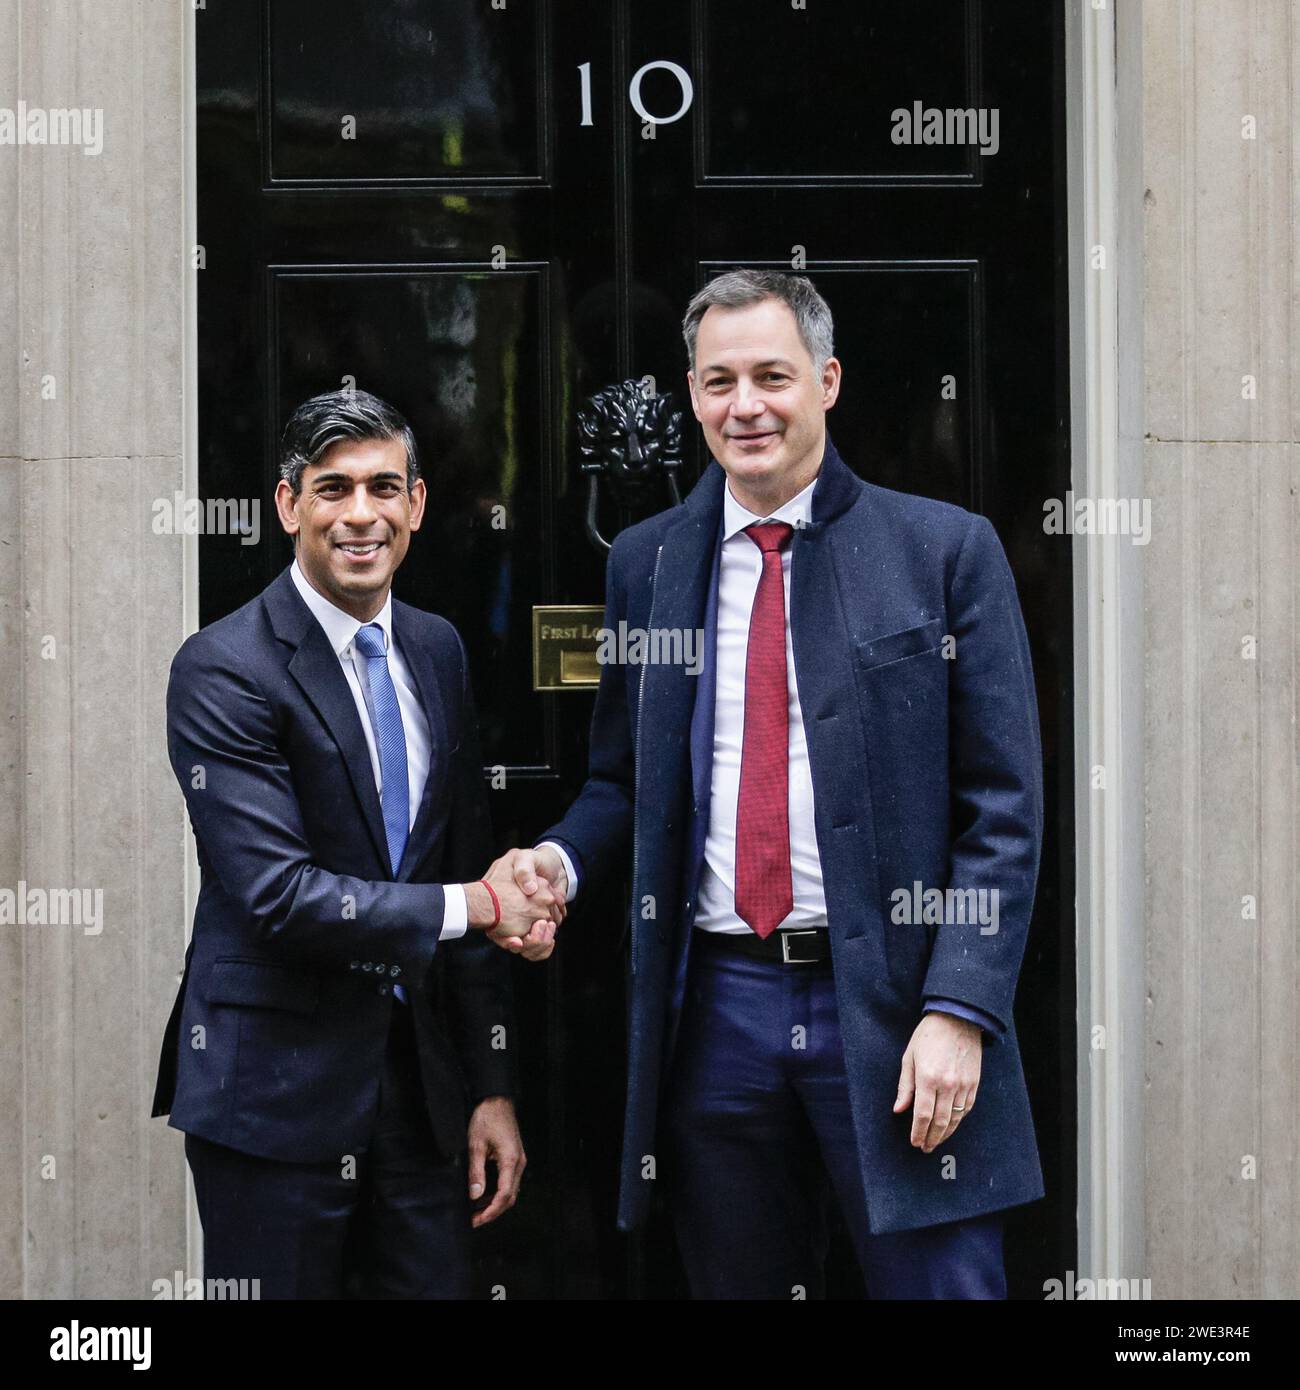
[
  {"xmin": 893, "ymin": 1012, "xmax": 982, "ymax": 1153},
  {"xmin": 467, "ymin": 1096, "xmax": 526, "ymax": 1228}
]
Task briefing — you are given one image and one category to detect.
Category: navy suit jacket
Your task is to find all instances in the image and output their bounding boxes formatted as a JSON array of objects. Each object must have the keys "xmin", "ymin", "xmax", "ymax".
[
  {"xmin": 544, "ymin": 437, "xmax": 1046, "ymax": 1234},
  {"xmin": 152, "ymin": 565, "xmax": 514, "ymax": 1164}
]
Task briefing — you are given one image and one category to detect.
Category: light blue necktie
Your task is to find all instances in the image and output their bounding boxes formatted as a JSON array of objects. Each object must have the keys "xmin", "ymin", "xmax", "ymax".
[{"xmin": 353, "ymin": 623, "xmax": 409, "ymax": 1003}]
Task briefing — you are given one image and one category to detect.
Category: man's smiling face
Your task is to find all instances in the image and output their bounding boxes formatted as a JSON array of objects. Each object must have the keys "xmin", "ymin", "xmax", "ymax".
[
  {"xmin": 687, "ymin": 296, "xmax": 841, "ymax": 514},
  {"xmin": 274, "ymin": 436, "xmax": 425, "ymax": 621}
]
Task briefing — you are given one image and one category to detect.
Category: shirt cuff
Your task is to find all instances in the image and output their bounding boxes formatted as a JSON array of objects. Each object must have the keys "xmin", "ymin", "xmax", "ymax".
[
  {"xmin": 537, "ymin": 840, "xmax": 578, "ymax": 900},
  {"xmin": 439, "ymin": 883, "xmax": 468, "ymax": 940},
  {"xmin": 923, "ymin": 997, "xmax": 1003, "ymax": 1039}
]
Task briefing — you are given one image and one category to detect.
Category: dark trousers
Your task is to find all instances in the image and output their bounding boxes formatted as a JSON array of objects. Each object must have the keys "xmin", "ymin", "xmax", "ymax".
[
  {"xmin": 185, "ymin": 1000, "xmax": 471, "ymax": 1299},
  {"xmin": 661, "ymin": 940, "xmax": 1006, "ymax": 1300}
]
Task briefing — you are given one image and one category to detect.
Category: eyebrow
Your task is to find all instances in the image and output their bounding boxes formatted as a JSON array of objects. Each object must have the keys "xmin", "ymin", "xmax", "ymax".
[
  {"xmin": 309, "ymin": 470, "xmax": 406, "ymax": 485},
  {"xmin": 699, "ymin": 358, "xmax": 799, "ymax": 374}
]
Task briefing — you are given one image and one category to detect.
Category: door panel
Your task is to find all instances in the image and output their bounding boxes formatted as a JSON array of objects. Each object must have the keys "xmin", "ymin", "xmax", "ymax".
[
  {"xmin": 696, "ymin": 0, "xmax": 975, "ymax": 182},
  {"xmin": 198, "ymin": 0, "xmax": 1074, "ymax": 1298},
  {"xmin": 266, "ymin": 0, "xmax": 549, "ymax": 184}
]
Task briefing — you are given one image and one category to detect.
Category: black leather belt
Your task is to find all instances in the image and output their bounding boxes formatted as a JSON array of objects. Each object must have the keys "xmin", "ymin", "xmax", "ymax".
[{"xmin": 694, "ymin": 927, "xmax": 831, "ymax": 965}]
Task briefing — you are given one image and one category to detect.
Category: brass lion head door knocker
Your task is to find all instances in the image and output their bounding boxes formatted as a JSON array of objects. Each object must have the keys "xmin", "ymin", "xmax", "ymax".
[{"xmin": 576, "ymin": 378, "xmax": 684, "ymax": 552}]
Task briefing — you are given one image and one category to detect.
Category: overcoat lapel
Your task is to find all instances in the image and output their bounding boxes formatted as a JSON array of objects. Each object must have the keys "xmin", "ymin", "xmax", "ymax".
[
  {"xmin": 634, "ymin": 469, "xmax": 724, "ymax": 832},
  {"xmin": 788, "ymin": 438, "xmax": 899, "ymax": 951},
  {"xmin": 688, "ymin": 527, "xmax": 723, "ymax": 843}
]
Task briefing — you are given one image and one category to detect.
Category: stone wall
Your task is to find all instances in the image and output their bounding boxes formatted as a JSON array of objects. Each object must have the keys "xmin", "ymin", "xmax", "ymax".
[
  {"xmin": 0, "ymin": 0, "xmax": 190, "ymax": 1298},
  {"xmin": 1140, "ymin": 0, "xmax": 1299, "ymax": 1299}
]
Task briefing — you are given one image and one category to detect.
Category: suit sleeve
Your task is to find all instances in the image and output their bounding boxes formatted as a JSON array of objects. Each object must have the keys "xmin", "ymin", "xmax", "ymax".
[
  {"xmin": 167, "ymin": 632, "xmax": 445, "ymax": 981},
  {"xmin": 537, "ymin": 535, "xmax": 636, "ymax": 883},
  {"xmin": 437, "ymin": 629, "xmax": 517, "ymax": 1104},
  {"xmin": 921, "ymin": 513, "xmax": 1044, "ymax": 1030}
]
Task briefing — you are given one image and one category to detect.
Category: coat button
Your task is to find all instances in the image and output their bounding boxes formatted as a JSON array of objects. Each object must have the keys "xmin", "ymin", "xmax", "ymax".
[
  {"xmin": 389, "ymin": 965, "xmax": 400, "ymax": 977},
  {"xmin": 349, "ymin": 960, "xmax": 360, "ymax": 971},
  {"xmin": 362, "ymin": 962, "xmax": 374, "ymax": 972}
]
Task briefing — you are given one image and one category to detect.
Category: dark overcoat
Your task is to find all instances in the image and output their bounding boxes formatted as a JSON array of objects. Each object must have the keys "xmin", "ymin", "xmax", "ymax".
[{"xmin": 545, "ymin": 437, "xmax": 1046, "ymax": 1234}]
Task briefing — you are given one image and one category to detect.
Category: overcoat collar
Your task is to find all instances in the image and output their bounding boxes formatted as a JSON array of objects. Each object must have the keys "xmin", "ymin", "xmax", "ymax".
[{"xmin": 654, "ymin": 431, "xmax": 862, "ymax": 616}]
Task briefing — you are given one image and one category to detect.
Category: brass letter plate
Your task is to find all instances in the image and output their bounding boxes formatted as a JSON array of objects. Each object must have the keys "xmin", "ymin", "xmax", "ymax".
[{"xmin": 532, "ymin": 605, "xmax": 606, "ymax": 691}]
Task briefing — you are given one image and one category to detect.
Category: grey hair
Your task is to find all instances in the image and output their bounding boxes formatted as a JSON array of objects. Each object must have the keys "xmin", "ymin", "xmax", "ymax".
[
  {"xmin": 278, "ymin": 388, "xmax": 420, "ymax": 497},
  {"xmin": 682, "ymin": 269, "xmax": 835, "ymax": 376}
]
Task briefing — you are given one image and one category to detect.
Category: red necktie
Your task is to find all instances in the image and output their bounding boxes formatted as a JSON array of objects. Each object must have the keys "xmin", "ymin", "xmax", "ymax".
[{"xmin": 734, "ymin": 521, "xmax": 795, "ymax": 939}]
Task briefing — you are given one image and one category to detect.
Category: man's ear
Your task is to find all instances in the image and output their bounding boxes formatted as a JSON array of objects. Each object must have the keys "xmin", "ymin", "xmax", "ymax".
[
  {"xmin": 686, "ymin": 371, "xmax": 703, "ymax": 423},
  {"xmin": 820, "ymin": 357, "xmax": 843, "ymax": 411},
  {"xmin": 407, "ymin": 477, "xmax": 427, "ymax": 532},
  {"xmin": 274, "ymin": 478, "xmax": 301, "ymax": 541}
]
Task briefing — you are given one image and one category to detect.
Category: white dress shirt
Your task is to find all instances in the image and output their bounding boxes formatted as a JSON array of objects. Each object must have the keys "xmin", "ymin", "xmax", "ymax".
[
  {"xmin": 548, "ymin": 473, "xmax": 829, "ymax": 934},
  {"xmin": 291, "ymin": 558, "xmax": 467, "ymax": 938},
  {"xmin": 694, "ymin": 475, "xmax": 828, "ymax": 932}
]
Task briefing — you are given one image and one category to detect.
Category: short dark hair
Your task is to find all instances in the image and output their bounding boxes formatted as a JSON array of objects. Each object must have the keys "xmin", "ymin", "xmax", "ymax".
[
  {"xmin": 278, "ymin": 389, "xmax": 420, "ymax": 496},
  {"xmin": 682, "ymin": 269, "xmax": 834, "ymax": 375}
]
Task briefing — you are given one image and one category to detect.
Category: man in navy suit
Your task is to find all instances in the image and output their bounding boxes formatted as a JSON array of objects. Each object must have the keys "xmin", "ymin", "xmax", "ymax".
[
  {"xmin": 152, "ymin": 389, "xmax": 561, "ymax": 1299},
  {"xmin": 501, "ymin": 271, "xmax": 1046, "ymax": 1298}
]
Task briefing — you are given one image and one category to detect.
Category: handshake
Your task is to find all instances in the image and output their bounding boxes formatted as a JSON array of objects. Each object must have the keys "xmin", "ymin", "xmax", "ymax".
[{"xmin": 462, "ymin": 845, "xmax": 567, "ymax": 962}]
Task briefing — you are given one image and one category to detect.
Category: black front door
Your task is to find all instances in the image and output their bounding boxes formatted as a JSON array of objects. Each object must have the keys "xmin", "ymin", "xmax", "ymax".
[{"xmin": 197, "ymin": 0, "xmax": 1074, "ymax": 1298}]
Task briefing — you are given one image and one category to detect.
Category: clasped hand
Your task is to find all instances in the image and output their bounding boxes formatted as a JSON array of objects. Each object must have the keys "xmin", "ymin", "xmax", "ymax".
[{"xmin": 468, "ymin": 848, "xmax": 565, "ymax": 962}]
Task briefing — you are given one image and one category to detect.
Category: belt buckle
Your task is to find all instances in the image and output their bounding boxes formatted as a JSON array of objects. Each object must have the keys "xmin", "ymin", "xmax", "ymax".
[{"xmin": 780, "ymin": 929, "xmax": 821, "ymax": 964}]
